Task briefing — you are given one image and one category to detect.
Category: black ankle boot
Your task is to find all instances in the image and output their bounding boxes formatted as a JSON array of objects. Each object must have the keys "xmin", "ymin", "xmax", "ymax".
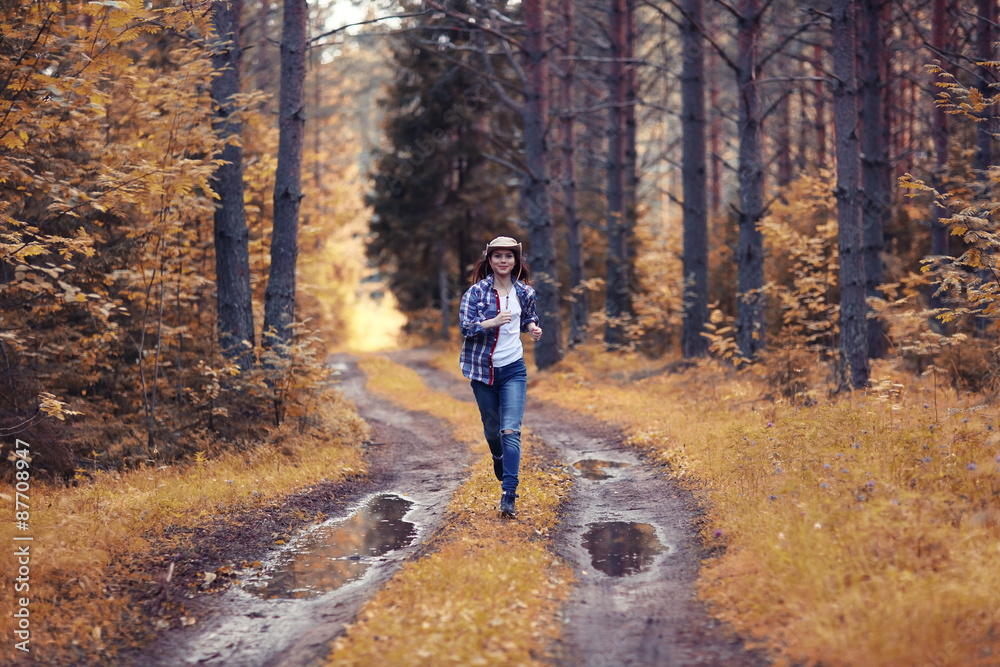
[{"xmin": 499, "ymin": 490, "xmax": 517, "ymax": 517}]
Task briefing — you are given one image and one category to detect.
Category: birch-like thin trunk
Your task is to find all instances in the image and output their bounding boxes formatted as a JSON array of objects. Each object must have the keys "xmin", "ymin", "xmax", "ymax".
[{"xmin": 832, "ymin": 0, "xmax": 870, "ymax": 390}]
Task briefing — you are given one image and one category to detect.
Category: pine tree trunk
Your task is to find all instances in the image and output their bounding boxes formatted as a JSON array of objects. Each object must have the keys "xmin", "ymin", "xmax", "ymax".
[
  {"xmin": 777, "ymin": 97, "xmax": 792, "ymax": 187},
  {"xmin": 929, "ymin": 0, "xmax": 950, "ymax": 265},
  {"xmin": 735, "ymin": 0, "xmax": 766, "ymax": 359},
  {"xmin": 975, "ymin": 0, "xmax": 995, "ymax": 182},
  {"xmin": 623, "ymin": 0, "xmax": 638, "ymax": 295},
  {"xmin": 561, "ymin": 0, "xmax": 587, "ymax": 347},
  {"xmin": 604, "ymin": 0, "xmax": 631, "ymax": 348},
  {"xmin": 523, "ymin": 0, "xmax": 563, "ymax": 369},
  {"xmin": 832, "ymin": 0, "xmax": 870, "ymax": 390},
  {"xmin": 263, "ymin": 0, "xmax": 306, "ymax": 352},
  {"xmin": 975, "ymin": 0, "xmax": 996, "ymax": 334},
  {"xmin": 813, "ymin": 44, "xmax": 827, "ymax": 170},
  {"xmin": 858, "ymin": 0, "xmax": 888, "ymax": 358},
  {"xmin": 797, "ymin": 56, "xmax": 809, "ymax": 172},
  {"xmin": 680, "ymin": 0, "xmax": 708, "ymax": 358},
  {"xmin": 210, "ymin": 0, "xmax": 256, "ymax": 370},
  {"xmin": 255, "ymin": 0, "xmax": 272, "ymax": 96},
  {"xmin": 708, "ymin": 49, "xmax": 722, "ymax": 218},
  {"xmin": 437, "ymin": 239, "xmax": 450, "ymax": 341}
]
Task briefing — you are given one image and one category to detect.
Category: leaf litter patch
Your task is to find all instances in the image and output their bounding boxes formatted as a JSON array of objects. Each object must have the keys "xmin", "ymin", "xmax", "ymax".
[
  {"xmin": 247, "ymin": 493, "xmax": 416, "ymax": 599},
  {"xmin": 582, "ymin": 521, "xmax": 668, "ymax": 577}
]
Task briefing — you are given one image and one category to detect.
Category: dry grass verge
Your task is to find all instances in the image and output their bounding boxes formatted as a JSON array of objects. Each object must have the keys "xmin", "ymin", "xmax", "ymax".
[
  {"xmin": 327, "ymin": 355, "xmax": 572, "ymax": 666},
  {"xmin": 0, "ymin": 392, "xmax": 368, "ymax": 666},
  {"xmin": 523, "ymin": 344, "xmax": 1000, "ymax": 667}
]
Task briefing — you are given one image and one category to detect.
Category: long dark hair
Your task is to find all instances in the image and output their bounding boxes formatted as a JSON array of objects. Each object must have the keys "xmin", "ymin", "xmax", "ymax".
[{"xmin": 471, "ymin": 247, "xmax": 532, "ymax": 284}]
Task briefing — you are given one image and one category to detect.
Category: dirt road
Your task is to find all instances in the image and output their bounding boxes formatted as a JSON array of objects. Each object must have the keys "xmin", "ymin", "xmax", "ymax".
[
  {"xmin": 397, "ymin": 348, "xmax": 766, "ymax": 666},
  {"xmin": 124, "ymin": 349, "xmax": 764, "ymax": 666},
  {"xmin": 122, "ymin": 355, "xmax": 472, "ymax": 667}
]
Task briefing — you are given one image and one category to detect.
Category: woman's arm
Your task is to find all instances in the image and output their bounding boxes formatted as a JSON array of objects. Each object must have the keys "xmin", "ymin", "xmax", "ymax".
[
  {"xmin": 459, "ymin": 284, "xmax": 504, "ymax": 338},
  {"xmin": 519, "ymin": 286, "xmax": 541, "ymax": 332}
]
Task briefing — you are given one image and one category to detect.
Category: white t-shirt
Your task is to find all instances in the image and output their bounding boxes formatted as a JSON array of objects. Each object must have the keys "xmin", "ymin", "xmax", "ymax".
[{"xmin": 492, "ymin": 287, "xmax": 523, "ymax": 368}]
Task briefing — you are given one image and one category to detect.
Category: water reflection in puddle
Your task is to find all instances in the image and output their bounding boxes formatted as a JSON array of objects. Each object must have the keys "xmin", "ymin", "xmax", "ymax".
[
  {"xmin": 573, "ymin": 459, "xmax": 631, "ymax": 480},
  {"xmin": 582, "ymin": 521, "xmax": 665, "ymax": 577},
  {"xmin": 249, "ymin": 494, "xmax": 416, "ymax": 599}
]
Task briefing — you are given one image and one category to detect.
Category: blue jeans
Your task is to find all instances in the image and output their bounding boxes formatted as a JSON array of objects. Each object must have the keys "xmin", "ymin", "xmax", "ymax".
[{"xmin": 471, "ymin": 358, "xmax": 526, "ymax": 492}]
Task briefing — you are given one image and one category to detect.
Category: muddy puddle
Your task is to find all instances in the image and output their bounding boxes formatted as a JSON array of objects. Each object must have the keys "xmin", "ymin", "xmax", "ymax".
[
  {"xmin": 582, "ymin": 521, "xmax": 666, "ymax": 577},
  {"xmin": 248, "ymin": 494, "xmax": 416, "ymax": 599},
  {"xmin": 573, "ymin": 458, "xmax": 631, "ymax": 480}
]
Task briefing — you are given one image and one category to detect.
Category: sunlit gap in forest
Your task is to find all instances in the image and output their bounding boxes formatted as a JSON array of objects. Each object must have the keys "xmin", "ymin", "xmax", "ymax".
[
  {"xmin": 342, "ymin": 287, "xmax": 408, "ymax": 352},
  {"xmin": 311, "ymin": 214, "xmax": 407, "ymax": 353}
]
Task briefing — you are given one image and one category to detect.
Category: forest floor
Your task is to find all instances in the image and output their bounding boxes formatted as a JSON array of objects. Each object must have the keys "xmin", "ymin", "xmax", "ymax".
[{"xmin": 117, "ymin": 347, "xmax": 764, "ymax": 666}]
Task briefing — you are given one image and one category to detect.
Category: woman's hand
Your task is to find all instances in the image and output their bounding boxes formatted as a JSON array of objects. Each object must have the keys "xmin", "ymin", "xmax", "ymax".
[
  {"xmin": 527, "ymin": 323, "xmax": 542, "ymax": 341},
  {"xmin": 488, "ymin": 310, "xmax": 513, "ymax": 329}
]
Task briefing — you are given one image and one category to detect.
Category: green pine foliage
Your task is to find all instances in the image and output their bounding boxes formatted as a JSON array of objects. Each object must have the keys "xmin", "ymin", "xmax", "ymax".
[{"xmin": 366, "ymin": 8, "xmax": 520, "ymax": 322}]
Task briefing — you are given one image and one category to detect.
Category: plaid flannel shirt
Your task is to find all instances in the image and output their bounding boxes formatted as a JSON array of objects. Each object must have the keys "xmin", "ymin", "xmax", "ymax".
[{"xmin": 459, "ymin": 274, "xmax": 539, "ymax": 384}]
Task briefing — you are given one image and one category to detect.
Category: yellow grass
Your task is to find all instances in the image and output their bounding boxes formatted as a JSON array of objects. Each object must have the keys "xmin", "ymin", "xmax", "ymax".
[
  {"xmin": 524, "ymin": 344, "xmax": 1000, "ymax": 667},
  {"xmin": 327, "ymin": 355, "xmax": 573, "ymax": 666},
  {"xmin": 0, "ymin": 394, "xmax": 368, "ymax": 665}
]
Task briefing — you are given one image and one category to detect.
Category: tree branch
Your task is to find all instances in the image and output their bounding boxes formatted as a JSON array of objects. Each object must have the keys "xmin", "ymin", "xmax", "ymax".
[{"xmin": 308, "ymin": 10, "xmax": 432, "ymax": 43}]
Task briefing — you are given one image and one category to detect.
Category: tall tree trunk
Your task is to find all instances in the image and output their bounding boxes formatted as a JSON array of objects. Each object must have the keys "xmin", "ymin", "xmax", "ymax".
[
  {"xmin": 523, "ymin": 0, "xmax": 563, "ymax": 368},
  {"xmin": 311, "ymin": 7, "xmax": 323, "ymax": 202},
  {"xmin": 899, "ymin": 61, "xmax": 916, "ymax": 177},
  {"xmin": 604, "ymin": 0, "xmax": 631, "ymax": 348},
  {"xmin": 709, "ymin": 48, "xmax": 722, "ymax": 218},
  {"xmin": 210, "ymin": 0, "xmax": 256, "ymax": 370},
  {"xmin": 680, "ymin": 0, "xmax": 708, "ymax": 358},
  {"xmin": 975, "ymin": 0, "xmax": 996, "ymax": 334},
  {"xmin": 928, "ymin": 0, "xmax": 950, "ymax": 321},
  {"xmin": 796, "ymin": 56, "xmax": 809, "ymax": 172},
  {"xmin": 735, "ymin": 0, "xmax": 766, "ymax": 359},
  {"xmin": 929, "ymin": 0, "xmax": 950, "ymax": 262},
  {"xmin": 437, "ymin": 239, "xmax": 450, "ymax": 341},
  {"xmin": 858, "ymin": 0, "xmax": 888, "ymax": 358},
  {"xmin": 814, "ymin": 43, "xmax": 827, "ymax": 170},
  {"xmin": 623, "ymin": 0, "xmax": 638, "ymax": 294},
  {"xmin": 561, "ymin": 0, "xmax": 587, "ymax": 347},
  {"xmin": 263, "ymin": 0, "xmax": 306, "ymax": 352},
  {"xmin": 256, "ymin": 0, "xmax": 272, "ymax": 97},
  {"xmin": 777, "ymin": 88, "xmax": 792, "ymax": 186},
  {"xmin": 975, "ymin": 0, "xmax": 996, "ymax": 181},
  {"xmin": 832, "ymin": 0, "xmax": 869, "ymax": 390}
]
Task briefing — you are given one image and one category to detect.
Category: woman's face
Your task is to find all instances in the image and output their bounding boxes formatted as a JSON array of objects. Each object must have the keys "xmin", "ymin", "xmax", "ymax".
[{"xmin": 490, "ymin": 250, "xmax": 516, "ymax": 279}]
